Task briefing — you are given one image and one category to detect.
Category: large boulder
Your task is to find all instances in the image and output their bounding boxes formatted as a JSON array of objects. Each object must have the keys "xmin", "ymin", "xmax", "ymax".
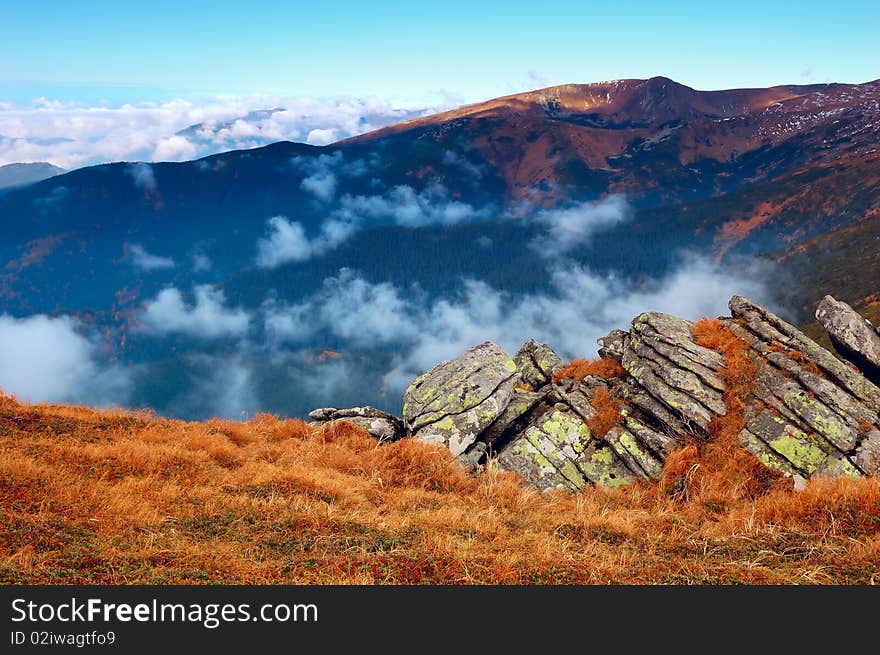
[
  {"xmin": 493, "ymin": 377, "xmax": 668, "ymax": 492},
  {"xmin": 308, "ymin": 406, "xmax": 406, "ymax": 441},
  {"xmin": 403, "ymin": 342, "xmax": 521, "ymax": 457},
  {"xmin": 610, "ymin": 299, "xmax": 880, "ymax": 479},
  {"xmin": 815, "ymin": 295, "xmax": 880, "ymax": 385},
  {"xmin": 621, "ymin": 311, "xmax": 727, "ymax": 431}
]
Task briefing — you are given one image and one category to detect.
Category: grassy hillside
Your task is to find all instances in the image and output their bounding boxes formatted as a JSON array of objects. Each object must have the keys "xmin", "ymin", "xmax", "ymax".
[{"xmin": 2, "ymin": 392, "xmax": 880, "ymax": 584}]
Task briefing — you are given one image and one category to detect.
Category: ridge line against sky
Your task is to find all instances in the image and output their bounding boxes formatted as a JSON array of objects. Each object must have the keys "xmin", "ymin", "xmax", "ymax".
[
  {"xmin": 3, "ymin": 0, "xmax": 879, "ymax": 104},
  {"xmin": 3, "ymin": 0, "xmax": 878, "ymax": 169}
]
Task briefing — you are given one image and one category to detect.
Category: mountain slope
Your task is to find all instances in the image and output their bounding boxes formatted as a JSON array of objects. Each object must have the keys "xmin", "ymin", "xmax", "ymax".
[
  {"xmin": 0, "ymin": 76, "xmax": 878, "ymax": 418},
  {"xmin": 347, "ymin": 77, "xmax": 880, "ymax": 205}
]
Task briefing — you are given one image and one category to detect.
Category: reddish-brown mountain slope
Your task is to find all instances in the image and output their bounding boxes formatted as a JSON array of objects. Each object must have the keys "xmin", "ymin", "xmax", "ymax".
[{"xmin": 348, "ymin": 76, "xmax": 880, "ymax": 208}]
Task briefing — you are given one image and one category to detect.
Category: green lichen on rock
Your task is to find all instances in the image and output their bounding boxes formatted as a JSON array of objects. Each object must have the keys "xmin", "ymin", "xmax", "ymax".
[
  {"xmin": 766, "ymin": 433, "xmax": 828, "ymax": 476},
  {"xmin": 514, "ymin": 338, "xmax": 563, "ymax": 388},
  {"xmin": 608, "ymin": 428, "xmax": 664, "ymax": 479},
  {"xmin": 577, "ymin": 443, "xmax": 636, "ymax": 489},
  {"xmin": 738, "ymin": 429, "xmax": 800, "ymax": 477},
  {"xmin": 781, "ymin": 388, "xmax": 857, "ymax": 452},
  {"xmin": 497, "ymin": 435, "xmax": 571, "ymax": 490},
  {"xmin": 403, "ymin": 341, "xmax": 521, "ymax": 457}
]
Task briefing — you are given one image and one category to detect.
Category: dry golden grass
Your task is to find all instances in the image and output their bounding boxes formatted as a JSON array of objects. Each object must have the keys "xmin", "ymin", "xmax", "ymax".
[
  {"xmin": 586, "ymin": 387, "xmax": 622, "ymax": 439},
  {"xmin": 2, "ymin": 389, "xmax": 880, "ymax": 585}
]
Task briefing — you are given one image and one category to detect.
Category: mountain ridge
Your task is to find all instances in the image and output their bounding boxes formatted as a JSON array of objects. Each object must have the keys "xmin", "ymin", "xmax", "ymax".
[{"xmin": 0, "ymin": 75, "xmax": 878, "ymax": 420}]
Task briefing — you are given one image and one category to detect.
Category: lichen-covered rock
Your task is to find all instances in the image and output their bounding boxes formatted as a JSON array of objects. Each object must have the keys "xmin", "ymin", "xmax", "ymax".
[
  {"xmin": 816, "ymin": 295, "xmax": 880, "ymax": 385},
  {"xmin": 621, "ymin": 312, "xmax": 725, "ymax": 431},
  {"xmin": 337, "ymin": 294, "xmax": 880, "ymax": 492},
  {"xmin": 726, "ymin": 296, "xmax": 880, "ymax": 477},
  {"xmin": 496, "ymin": 405, "xmax": 637, "ymax": 491},
  {"xmin": 514, "ymin": 339, "xmax": 563, "ymax": 388},
  {"xmin": 597, "ymin": 329, "xmax": 630, "ymax": 359},
  {"xmin": 308, "ymin": 406, "xmax": 406, "ymax": 441},
  {"xmin": 491, "ymin": 378, "xmax": 667, "ymax": 490},
  {"xmin": 479, "ymin": 388, "xmax": 548, "ymax": 447},
  {"xmin": 403, "ymin": 342, "xmax": 521, "ymax": 457},
  {"xmin": 730, "ymin": 295, "xmax": 880, "ymax": 411}
]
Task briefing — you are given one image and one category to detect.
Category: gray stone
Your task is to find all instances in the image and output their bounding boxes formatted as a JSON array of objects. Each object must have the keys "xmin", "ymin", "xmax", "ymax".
[
  {"xmin": 816, "ymin": 295, "xmax": 880, "ymax": 385},
  {"xmin": 496, "ymin": 406, "xmax": 638, "ymax": 491},
  {"xmin": 308, "ymin": 406, "xmax": 406, "ymax": 441},
  {"xmin": 730, "ymin": 295, "xmax": 880, "ymax": 411},
  {"xmin": 403, "ymin": 342, "xmax": 520, "ymax": 457},
  {"xmin": 514, "ymin": 338, "xmax": 563, "ymax": 388},
  {"xmin": 597, "ymin": 329, "xmax": 630, "ymax": 359}
]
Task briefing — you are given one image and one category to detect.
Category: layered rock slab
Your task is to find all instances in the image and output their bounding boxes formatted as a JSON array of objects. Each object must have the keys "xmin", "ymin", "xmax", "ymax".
[
  {"xmin": 311, "ymin": 295, "xmax": 880, "ymax": 491},
  {"xmin": 403, "ymin": 342, "xmax": 521, "ymax": 457}
]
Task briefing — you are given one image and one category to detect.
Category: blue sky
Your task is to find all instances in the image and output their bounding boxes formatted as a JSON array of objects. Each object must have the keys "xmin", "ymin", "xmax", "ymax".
[{"xmin": 3, "ymin": 0, "xmax": 879, "ymax": 104}]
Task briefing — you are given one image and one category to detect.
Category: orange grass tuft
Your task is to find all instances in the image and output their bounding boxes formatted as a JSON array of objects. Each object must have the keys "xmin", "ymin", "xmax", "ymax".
[
  {"xmin": 662, "ymin": 318, "xmax": 789, "ymax": 504},
  {"xmin": 552, "ymin": 357, "xmax": 627, "ymax": 383},
  {"xmin": 587, "ymin": 387, "xmax": 622, "ymax": 438}
]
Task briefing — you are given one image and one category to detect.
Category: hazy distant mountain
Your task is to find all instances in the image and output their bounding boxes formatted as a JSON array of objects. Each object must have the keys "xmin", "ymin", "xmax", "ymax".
[
  {"xmin": 0, "ymin": 162, "xmax": 66, "ymax": 189},
  {"xmin": 175, "ymin": 108, "xmax": 287, "ymax": 140},
  {"xmin": 1, "ymin": 76, "xmax": 877, "ymax": 419}
]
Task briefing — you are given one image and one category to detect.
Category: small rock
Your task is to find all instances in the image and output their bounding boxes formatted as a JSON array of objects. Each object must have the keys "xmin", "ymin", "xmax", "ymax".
[
  {"xmin": 514, "ymin": 338, "xmax": 563, "ymax": 388},
  {"xmin": 597, "ymin": 329, "xmax": 630, "ymax": 359},
  {"xmin": 308, "ymin": 406, "xmax": 406, "ymax": 441}
]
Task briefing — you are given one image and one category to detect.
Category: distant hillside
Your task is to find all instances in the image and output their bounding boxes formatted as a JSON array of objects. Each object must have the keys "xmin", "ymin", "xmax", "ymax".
[
  {"xmin": 0, "ymin": 162, "xmax": 65, "ymax": 190},
  {"xmin": 348, "ymin": 76, "xmax": 880, "ymax": 206},
  {"xmin": 0, "ymin": 77, "xmax": 878, "ymax": 419}
]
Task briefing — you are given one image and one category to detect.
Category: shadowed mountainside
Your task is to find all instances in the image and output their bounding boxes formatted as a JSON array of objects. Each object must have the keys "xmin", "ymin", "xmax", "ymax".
[{"xmin": 0, "ymin": 77, "xmax": 878, "ymax": 419}]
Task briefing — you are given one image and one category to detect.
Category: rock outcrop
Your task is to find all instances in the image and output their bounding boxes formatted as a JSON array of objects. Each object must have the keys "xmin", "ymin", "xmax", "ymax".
[{"xmin": 310, "ymin": 295, "xmax": 880, "ymax": 491}]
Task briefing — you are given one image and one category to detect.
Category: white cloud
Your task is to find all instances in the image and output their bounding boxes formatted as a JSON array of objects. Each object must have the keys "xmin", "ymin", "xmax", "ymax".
[
  {"xmin": 263, "ymin": 270, "xmax": 419, "ymax": 348},
  {"xmin": 292, "ymin": 151, "xmax": 372, "ymax": 202},
  {"xmin": 339, "ymin": 184, "xmax": 486, "ymax": 228},
  {"xmin": 153, "ymin": 134, "xmax": 199, "ymax": 161},
  {"xmin": 126, "ymin": 162, "xmax": 156, "ymax": 191},
  {"xmin": 140, "ymin": 285, "xmax": 251, "ymax": 339},
  {"xmin": 128, "ymin": 244, "xmax": 175, "ymax": 271},
  {"xmin": 254, "ymin": 184, "xmax": 488, "ymax": 268},
  {"xmin": 0, "ymin": 94, "xmax": 460, "ymax": 169},
  {"xmin": 255, "ymin": 216, "xmax": 316, "ymax": 267},
  {"xmin": 0, "ymin": 313, "xmax": 130, "ymax": 405},
  {"xmin": 301, "ymin": 170, "xmax": 337, "ymax": 201},
  {"xmin": 305, "ymin": 128, "xmax": 339, "ymax": 146},
  {"xmin": 531, "ymin": 195, "xmax": 632, "ymax": 255},
  {"xmin": 260, "ymin": 256, "xmax": 779, "ymax": 397}
]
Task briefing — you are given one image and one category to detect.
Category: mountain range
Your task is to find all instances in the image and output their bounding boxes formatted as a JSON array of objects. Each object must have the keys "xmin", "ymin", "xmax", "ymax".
[{"xmin": 1, "ymin": 76, "xmax": 878, "ymax": 419}]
